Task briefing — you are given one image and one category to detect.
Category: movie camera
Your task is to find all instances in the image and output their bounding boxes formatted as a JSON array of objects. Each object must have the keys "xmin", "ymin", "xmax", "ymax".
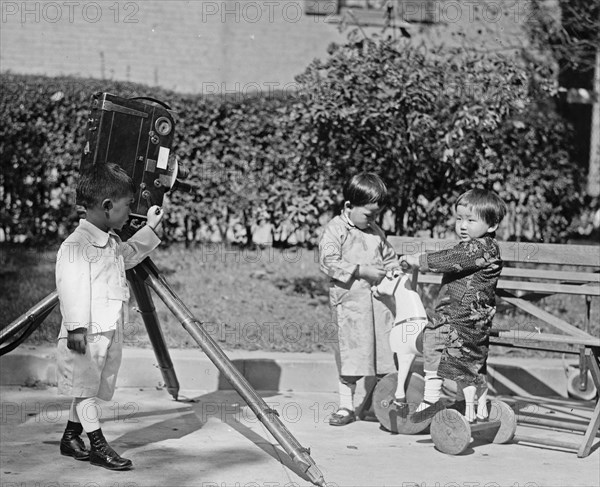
[{"xmin": 79, "ymin": 92, "xmax": 196, "ymax": 228}]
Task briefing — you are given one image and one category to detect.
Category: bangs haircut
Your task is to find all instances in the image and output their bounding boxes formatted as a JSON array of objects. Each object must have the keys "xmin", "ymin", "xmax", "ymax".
[
  {"xmin": 77, "ymin": 163, "xmax": 135, "ymax": 209},
  {"xmin": 455, "ymin": 189, "xmax": 507, "ymax": 227},
  {"xmin": 343, "ymin": 173, "xmax": 388, "ymax": 207}
]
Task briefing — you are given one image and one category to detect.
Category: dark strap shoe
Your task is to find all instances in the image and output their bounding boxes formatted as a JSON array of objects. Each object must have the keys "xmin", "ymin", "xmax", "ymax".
[
  {"xmin": 392, "ymin": 399, "xmax": 410, "ymax": 419},
  {"xmin": 60, "ymin": 421, "xmax": 89, "ymax": 461},
  {"xmin": 87, "ymin": 429, "xmax": 133, "ymax": 470},
  {"xmin": 329, "ymin": 408, "xmax": 356, "ymax": 426}
]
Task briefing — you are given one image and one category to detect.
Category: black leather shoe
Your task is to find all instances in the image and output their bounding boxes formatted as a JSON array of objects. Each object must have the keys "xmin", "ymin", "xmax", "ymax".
[
  {"xmin": 60, "ymin": 421, "xmax": 89, "ymax": 461},
  {"xmin": 87, "ymin": 429, "xmax": 133, "ymax": 470},
  {"xmin": 392, "ymin": 399, "xmax": 410, "ymax": 419}
]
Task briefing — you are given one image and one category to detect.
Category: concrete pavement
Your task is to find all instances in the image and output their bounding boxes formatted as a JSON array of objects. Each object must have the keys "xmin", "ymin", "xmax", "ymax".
[
  {"xmin": 0, "ymin": 346, "xmax": 587, "ymax": 398},
  {"xmin": 1, "ymin": 385, "xmax": 599, "ymax": 487},
  {"xmin": 1, "ymin": 347, "xmax": 599, "ymax": 487}
]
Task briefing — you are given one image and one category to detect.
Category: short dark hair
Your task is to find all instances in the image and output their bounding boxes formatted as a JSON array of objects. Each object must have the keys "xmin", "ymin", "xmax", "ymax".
[
  {"xmin": 77, "ymin": 163, "xmax": 135, "ymax": 209},
  {"xmin": 455, "ymin": 189, "xmax": 507, "ymax": 227},
  {"xmin": 343, "ymin": 173, "xmax": 388, "ymax": 207}
]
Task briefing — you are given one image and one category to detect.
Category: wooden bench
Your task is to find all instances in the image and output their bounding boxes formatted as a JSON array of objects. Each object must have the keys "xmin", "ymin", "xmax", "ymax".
[{"xmin": 388, "ymin": 236, "xmax": 600, "ymax": 457}]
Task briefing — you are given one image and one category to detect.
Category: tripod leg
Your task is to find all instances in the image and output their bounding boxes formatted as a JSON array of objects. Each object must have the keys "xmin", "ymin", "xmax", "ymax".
[
  {"xmin": 127, "ymin": 268, "xmax": 180, "ymax": 400},
  {"xmin": 0, "ymin": 291, "xmax": 59, "ymax": 356},
  {"xmin": 137, "ymin": 259, "xmax": 326, "ymax": 487}
]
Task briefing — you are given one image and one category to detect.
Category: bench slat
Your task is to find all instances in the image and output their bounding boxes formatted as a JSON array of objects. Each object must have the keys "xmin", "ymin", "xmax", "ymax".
[
  {"xmin": 501, "ymin": 267, "xmax": 600, "ymax": 283},
  {"xmin": 492, "ymin": 330, "xmax": 600, "ymax": 348},
  {"xmin": 389, "ymin": 236, "xmax": 600, "ymax": 267},
  {"xmin": 413, "ymin": 273, "xmax": 600, "ymax": 296},
  {"xmin": 490, "ymin": 337, "xmax": 580, "ymax": 354},
  {"xmin": 499, "ymin": 242, "xmax": 600, "ymax": 267},
  {"xmin": 498, "ymin": 280, "xmax": 600, "ymax": 296},
  {"xmin": 412, "ymin": 268, "xmax": 600, "ymax": 284}
]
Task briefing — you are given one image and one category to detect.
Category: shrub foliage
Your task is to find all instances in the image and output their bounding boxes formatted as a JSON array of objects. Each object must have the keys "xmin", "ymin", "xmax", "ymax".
[{"xmin": 0, "ymin": 34, "xmax": 585, "ymax": 245}]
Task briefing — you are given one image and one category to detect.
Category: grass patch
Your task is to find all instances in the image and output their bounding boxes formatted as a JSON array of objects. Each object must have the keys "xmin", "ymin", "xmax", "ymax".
[
  {"xmin": 1, "ymin": 244, "xmax": 597, "ymax": 357},
  {"xmin": 1, "ymin": 244, "xmax": 335, "ymax": 353}
]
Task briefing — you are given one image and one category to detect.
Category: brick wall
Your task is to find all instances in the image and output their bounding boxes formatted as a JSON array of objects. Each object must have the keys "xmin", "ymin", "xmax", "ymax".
[
  {"xmin": 0, "ymin": 0, "xmax": 349, "ymax": 94},
  {"xmin": 1, "ymin": 0, "xmax": 532, "ymax": 95}
]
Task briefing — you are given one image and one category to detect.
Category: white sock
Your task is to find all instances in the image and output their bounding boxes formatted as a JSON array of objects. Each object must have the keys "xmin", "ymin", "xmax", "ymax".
[
  {"xmin": 338, "ymin": 381, "xmax": 356, "ymax": 413},
  {"xmin": 416, "ymin": 370, "xmax": 442, "ymax": 412},
  {"xmin": 462, "ymin": 385, "xmax": 477, "ymax": 422},
  {"xmin": 477, "ymin": 386, "xmax": 489, "ymax": 420},
  {"xmin": 75, "ymin": 397, "xmax": 101, "ymax": 433},
  {"xmin": 68, "ymin": 398, "xmax": 80, "ymax": 423}
]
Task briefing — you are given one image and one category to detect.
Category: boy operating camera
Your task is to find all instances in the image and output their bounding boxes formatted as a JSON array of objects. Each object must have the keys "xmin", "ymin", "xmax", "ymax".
[{"xmin": 56, "ymin": 163, "xmax": 164, "ymax": 470}]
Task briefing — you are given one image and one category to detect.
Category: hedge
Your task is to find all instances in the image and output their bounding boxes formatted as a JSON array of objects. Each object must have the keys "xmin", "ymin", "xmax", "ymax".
[{"xmin": 0, "ymin": 34, "xmax": 589, "ymax": 246}]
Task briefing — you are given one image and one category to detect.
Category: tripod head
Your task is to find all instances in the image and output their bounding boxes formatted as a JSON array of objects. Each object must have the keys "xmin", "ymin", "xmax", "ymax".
[{"xmin": 78, "ymin": 92, "xmax": 196, "ymax": 232}]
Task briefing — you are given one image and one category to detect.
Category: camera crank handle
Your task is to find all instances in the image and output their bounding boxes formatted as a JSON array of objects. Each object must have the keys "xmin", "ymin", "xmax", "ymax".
[{"xmin": 141, "ymin": 190, "xmax": 160, "ymax": 215}]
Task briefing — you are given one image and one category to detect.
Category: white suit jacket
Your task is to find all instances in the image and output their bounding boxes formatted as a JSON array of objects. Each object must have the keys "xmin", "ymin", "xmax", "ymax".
[{"xmin": 56, "ymin": 219, "xmax": 161, "ymax": 337}]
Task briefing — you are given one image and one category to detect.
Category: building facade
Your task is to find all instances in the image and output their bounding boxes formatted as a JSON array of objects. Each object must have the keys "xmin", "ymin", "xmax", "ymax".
[{"xmin": 1, "ymin": 0, "xmax": 530, "ymax": 95}]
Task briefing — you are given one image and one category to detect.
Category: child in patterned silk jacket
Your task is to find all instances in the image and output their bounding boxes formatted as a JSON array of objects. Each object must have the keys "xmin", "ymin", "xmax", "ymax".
[{"xmin": 402, "ymin": 189, "xmax": 507, "ymax": 423}]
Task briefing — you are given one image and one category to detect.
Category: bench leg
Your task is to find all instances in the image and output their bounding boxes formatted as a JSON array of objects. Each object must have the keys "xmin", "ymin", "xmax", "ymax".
[{"xmin": 577, "ymin": 348, "xmax": 600, "ymax": 458}]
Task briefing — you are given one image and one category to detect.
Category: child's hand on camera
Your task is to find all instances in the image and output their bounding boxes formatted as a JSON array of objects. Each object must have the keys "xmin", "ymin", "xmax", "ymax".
[
  {"xmin": 67, "ymin": 327, "xmax": 87, "ymax": 354},
  {"xmin": 356, "ymin": 265, "xmax": 387, "ymax": 284},
  {"xmin": 146, "ymin": 205, "xmax": 164, "ymax": 231}
]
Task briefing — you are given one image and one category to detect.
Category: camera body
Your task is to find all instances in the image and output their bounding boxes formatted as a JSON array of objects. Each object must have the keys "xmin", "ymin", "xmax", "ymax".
[{"xmin": 78, "ymin": 92, "xmax": 177, "ymax": 223}]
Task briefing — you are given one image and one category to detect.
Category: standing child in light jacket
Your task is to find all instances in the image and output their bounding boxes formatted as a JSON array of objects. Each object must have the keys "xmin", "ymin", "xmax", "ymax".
[
  {"xmin": 56, "ymin": 163, "xmax": 164, "ymax": 470},
  {"xmin": 319, "ymin": 173, "xmax": 401, "ymax": 426}
]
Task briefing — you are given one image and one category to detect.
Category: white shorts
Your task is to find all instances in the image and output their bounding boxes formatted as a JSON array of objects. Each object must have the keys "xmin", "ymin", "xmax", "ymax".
[{"xmin": 56, "ymin": 330, "xmax": 122, "ymax": 401}]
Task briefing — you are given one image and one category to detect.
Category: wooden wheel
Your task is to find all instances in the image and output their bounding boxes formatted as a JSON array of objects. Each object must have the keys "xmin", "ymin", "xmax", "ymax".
[
  {"xmin": 373, "ymin": 372, "xmax": 431, "ymax": 434},
  {"xmin": 473, "ymin": 399, "xmax": 517, "ymax": 444},
  {"xmin": 430, "ymin": 408, "xmax": 471, "ymax": 455}
]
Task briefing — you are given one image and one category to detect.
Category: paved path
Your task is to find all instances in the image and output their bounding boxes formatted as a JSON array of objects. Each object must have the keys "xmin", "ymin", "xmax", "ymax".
[{"xmin": 1, "ymin": 386, "xmax": 599, "ymax": 487}]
